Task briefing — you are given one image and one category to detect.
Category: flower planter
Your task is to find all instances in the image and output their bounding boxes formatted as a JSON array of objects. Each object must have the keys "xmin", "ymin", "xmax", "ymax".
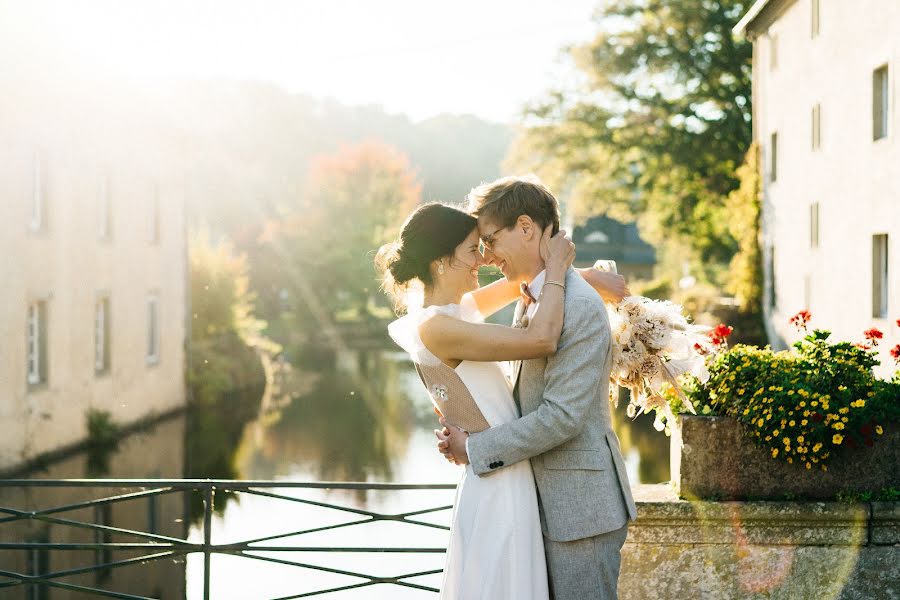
[{"xmin": 671, "ymin": 415, "xmax": 900, "ymax": 500}]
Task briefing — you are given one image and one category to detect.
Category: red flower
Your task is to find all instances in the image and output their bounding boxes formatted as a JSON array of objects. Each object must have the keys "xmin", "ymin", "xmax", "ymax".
[
  {"xmin": 853, "ymin": 342, "xmax": 871, "ymax": 351},
  {"xmin": 811, "ymin": 412, "xmax": 823, "ymax": 422},
  {"xmin": 896, "ymin": 319, "xmax": 900, "ymax": 328},
  {"xmin": 890, "ymin": 344, "xmax": 900, "ymax": 363},
  {"xmin": 864, "ymin": 328, "xmax": 884, "ymax": 347},
  {"xmin": 789, "ymin": 310, "xmax": 812, "ymax": 331},
  {"xmin": 713, "ymin": 324, "xmax": 734, "ymax": 338},
  {"xmin": 860, "ymin": 424, "xmax": 873, "ymax": 436}
]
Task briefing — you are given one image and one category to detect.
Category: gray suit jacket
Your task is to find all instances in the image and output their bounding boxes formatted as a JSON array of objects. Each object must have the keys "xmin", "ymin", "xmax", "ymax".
[{"xmin": 467, "ymin": 268, "xmax": 638, "ymax": 542}]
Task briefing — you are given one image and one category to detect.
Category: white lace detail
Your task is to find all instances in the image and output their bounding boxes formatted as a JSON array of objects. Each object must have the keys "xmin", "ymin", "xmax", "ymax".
[{"xmin": 387, "ymin": 294, "xmax": 484, "ymax": 365}]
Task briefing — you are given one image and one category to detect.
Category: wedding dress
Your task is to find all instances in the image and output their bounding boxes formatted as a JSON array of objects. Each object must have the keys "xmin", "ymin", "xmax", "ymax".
[{"xmin": 389, "ymin": 296, "xmax": 549, "ymax": 600}]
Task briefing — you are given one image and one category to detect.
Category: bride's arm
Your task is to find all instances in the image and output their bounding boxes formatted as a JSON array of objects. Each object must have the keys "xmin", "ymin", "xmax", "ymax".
[
  {"xmin": 576, "ymin": 267, "xmax": 630, "ymax": 304},
  {"xmin": 467, "ymin": 264, "xmax": 629, "ymax": 318},
  {"xmin": 420, "ymin": 227, "xmax": 574, "ymax": 363},
  {"xmin": 466, "ymin": 277, "xmax": 521, "ymax": 318}
]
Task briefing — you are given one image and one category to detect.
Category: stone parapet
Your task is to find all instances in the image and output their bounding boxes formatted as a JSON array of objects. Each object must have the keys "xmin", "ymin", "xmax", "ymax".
[{"xmin": 622, "ymin": 484, "xmax": 900, "ymax": 599}]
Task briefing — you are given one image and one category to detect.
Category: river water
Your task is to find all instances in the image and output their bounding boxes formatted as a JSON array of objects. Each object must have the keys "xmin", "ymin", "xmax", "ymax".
[{"xmin": 1, "ymin": 346, "xmax": 669, "ymax": 599}]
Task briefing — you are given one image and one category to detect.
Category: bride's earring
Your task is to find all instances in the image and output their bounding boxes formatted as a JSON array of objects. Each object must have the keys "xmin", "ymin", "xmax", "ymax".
[{"xmin": 438, "ymin": 260, "xmax": 445, "ymax": 275}]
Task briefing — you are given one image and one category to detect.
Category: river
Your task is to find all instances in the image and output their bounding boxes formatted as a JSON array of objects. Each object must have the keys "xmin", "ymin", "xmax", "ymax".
[{"xmin": 1, "ymin": 345, "xmax": 669, "ymax": 598}]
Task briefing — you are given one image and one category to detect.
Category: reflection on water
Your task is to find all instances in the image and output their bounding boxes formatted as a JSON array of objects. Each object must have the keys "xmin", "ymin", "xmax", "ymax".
[
  {"xmin": 0, "ymin": 417, "xmax": 188, "ymax": 598},
  {"xmin": 4, "ymin": 344, "xmax": 669, "ymax": 598}
]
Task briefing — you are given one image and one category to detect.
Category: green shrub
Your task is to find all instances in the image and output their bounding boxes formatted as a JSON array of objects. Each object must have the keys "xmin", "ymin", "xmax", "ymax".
[{"xmin": 683, "ymin": 329, "xmax": 900, "ymax": 470}]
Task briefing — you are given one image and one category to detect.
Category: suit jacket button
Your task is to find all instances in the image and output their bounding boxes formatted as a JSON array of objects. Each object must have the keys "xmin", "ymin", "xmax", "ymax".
[
  {"xmin": 489, "ymin": 462, "xmax": 498, "ymax": 469},
  {"xmin": 497, "ymin": 461, "xmax": 504, "ymax": 467}
]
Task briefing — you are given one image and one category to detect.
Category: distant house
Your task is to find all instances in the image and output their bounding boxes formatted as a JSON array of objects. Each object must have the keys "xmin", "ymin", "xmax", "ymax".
[
  {"xmin": 736, "ymin": 0, "xmax": 898, "ymax": 377},
  {"xmin": 0, "ymin": 83, "xmax": 188, "ymax": 471},
  {"xmin": 572, "ymin": 215, "xmax": 656, "ymax": 280}
]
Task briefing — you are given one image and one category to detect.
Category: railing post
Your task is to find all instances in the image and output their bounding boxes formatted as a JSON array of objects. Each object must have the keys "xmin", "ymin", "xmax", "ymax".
[{"xmin": 203, "ymin": 481, "xmax": 214, "ymax": 600}]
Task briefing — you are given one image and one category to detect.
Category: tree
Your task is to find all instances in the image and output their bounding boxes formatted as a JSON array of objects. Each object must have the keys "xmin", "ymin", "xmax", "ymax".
[
  {"xmin": 253, "ymin": 141, "xmax": 421, "ymax": 346},
  {"xmin": 507, "ymin": 0, "xmax": 752, "ymax": 284}
]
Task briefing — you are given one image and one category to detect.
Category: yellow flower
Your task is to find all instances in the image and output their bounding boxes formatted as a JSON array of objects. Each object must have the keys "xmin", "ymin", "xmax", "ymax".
[
  {"xmin": 798, "ymin": 401, "xmax": 806, "ymax": 407},
  {"xmin": 832, "ymin": 434, "xmax": 843, "ymax": 445},
  {"xmin": 757, "ymin": 418, "xmax": 765, "ymax": 427},
  {"xmin": 876, "ymin": 425, "xmax": 884, "ymax": 435},
  {"xmin": 797, "ymin": 435, "xmax": 805, "ymax": 443},
  {"xmin": 839, "ymin": 407, "xmax": 849, "ymax": 414},
  {"xmin": 771, "ymin": 448, "xmax": 779, "ymax": 458},
  {"xmin": 838, "ymin": 385, "xmax": 847, "ymax": 391},
  {"xmin": 787, "ymin": 390, "xmax": 795, "ymax": 395},
  {"xmin": 833, "ymin": 422, "xmax": 845, "ymax": 430},
  {"xmin": 773, "ymin": 429, "xmax": 780, "ymax": 436},
  {"xmin": 822, "ymin": 465, "xmax": 828, "ymax": 472},
  {"xmin": 789, "ymin": 420, "xmax": 796, "ymax": 427},
  {"xmin": 867, "ymin": 391, "xmax": 875, "ymax": 398},
  {"xmin": 783, "ymin": 437, "xmax": 791, "ymax": 445},
  {"xmin": 810, "ymin": 400, "xmax": 818, "ymax": 407},
  {"xmin": 841, "ymin": 417, "xmax": 849, "ymax": 423},
  {"xmin": 805, "ymin": 462, "xmax": 812, "ymax": 470},
  {"xmin": 787, "ymin": 457, "xmax": 793, "ymax": 464},
  {"xmin": 801, "ymin": 419, "xmax": 808, "ymax": 426},
  {"xmin": 813, "ymin": 443, "xmax": 822, "ymax": 452},
  {"xmin": 851, "ymin": 399, "xmax": 866, "ymax": 408}
]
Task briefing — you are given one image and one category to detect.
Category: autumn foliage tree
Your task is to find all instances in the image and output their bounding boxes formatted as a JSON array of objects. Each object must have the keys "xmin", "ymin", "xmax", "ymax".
[{"xmin": 253, "ymin": 141, "xmax": 421, "ymax": 343}]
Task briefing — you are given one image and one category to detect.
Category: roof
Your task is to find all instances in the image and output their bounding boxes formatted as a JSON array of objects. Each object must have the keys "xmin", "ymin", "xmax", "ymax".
[{"xmin": 733, "ymin": 0, "xmax": 797, "ymax": 39}]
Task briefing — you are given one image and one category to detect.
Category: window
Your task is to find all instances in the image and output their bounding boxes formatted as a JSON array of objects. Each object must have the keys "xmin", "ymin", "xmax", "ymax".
[
  {"xmin": 872, "ymin": 234, "xmax": 889, "ymax": 318},
  {"xmin": 874, "ymin": 65, "xmax": 889, "ymax": 140},
  {"xmin": 98, "ymin": 175, "xmax": 112, "ymax": 240},
  {"xmin": 767, "ymin": 247, "xmax": 777, "ymax": 309},
  {"xmin": 810, "ymin": 202, "xmax": 819, "ymax": 248},
  {"xmin": 811, "ymin": 0, "xmax": 820, "ymax": 38},
  {"xmin": 30, "ymin": 151, "xmax": 45, "ymax": 232},
  {"xmin": 769, "ymin": 132, "xmax": 778, "ymax": 182},
  {"xmin": 27, "ymin": 301, "xmax": 48, "ymax": 386},
  {"xmin": 770, "ymin": 33, "xmax": 778, "ymax": 70},
  {"xmin": 95, "ymin": 297, "xmax": 110, "ymax": 374},
  {"xmin": 147, "ymin": 294, "xmax": 160, "ymax": 364},
  {"xmin": 811, "ymin": 103, "xmax": 822, "ymax": 150},
  {"xmin": 148, "ymin": 186, "xmax": 160, "ymax": 244}
]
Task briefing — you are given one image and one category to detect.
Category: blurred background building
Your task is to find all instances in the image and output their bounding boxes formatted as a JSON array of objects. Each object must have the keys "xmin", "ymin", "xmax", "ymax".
[
  {"xmin": 737, "ymin": 0, "xmax": 898, "ymax": 377},
  {"xmin": 0, "ymin": 83, "xmax": 188, "ymax": 471}
]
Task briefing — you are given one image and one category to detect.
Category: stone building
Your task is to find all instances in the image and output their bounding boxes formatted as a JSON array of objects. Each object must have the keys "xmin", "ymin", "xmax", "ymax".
[
  {"xmin": 0, "ymin": 80, "xmax": 188, "ymax": 470},
  {"xmin": 572, "ymin": 215, "xmax": 656, "ymax": 281},
  {"xmin": 736, "ymin": 0, "xmax": 899, "ymax": 377}
]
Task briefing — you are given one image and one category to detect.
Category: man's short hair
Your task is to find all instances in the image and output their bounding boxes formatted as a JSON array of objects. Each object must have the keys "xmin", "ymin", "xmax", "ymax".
[{"xmin": 466, "ymin": 174, "xmax": 560, "ymax": 235}]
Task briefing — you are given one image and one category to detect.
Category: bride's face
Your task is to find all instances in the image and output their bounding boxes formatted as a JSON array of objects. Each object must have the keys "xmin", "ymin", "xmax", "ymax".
[{"xmin": 444, "ymin": 229, "xmax": 485, "ymax": 294}]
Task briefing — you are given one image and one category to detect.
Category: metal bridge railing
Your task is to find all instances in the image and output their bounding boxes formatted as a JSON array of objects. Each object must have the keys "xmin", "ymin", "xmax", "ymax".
[{"xmin": 0, "ymin": 479, "xmax": 457, "ymax": 599}]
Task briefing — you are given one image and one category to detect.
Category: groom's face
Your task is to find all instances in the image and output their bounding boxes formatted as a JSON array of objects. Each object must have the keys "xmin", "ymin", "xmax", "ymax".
[{"xmin": 478, "ymin": 216, "xmax": 525, "ymax": 281}]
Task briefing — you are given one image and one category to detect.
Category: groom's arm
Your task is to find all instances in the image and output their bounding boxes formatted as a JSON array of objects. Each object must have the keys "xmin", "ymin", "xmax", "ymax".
[{"xmin": 464, "ymin": 292, "xmax": 609, "ymax": 476}]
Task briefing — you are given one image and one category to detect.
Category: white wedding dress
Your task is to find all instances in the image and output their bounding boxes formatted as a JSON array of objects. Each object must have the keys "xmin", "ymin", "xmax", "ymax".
[{"xmin": 389, "ymin": 296, "xmax": 549, "ymax": 600}]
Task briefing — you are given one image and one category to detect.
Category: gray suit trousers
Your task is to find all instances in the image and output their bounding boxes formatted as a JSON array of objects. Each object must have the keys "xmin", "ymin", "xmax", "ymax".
[{"xmin": 544, "ymin": 523, "xmax": 628, "ymax": 600}]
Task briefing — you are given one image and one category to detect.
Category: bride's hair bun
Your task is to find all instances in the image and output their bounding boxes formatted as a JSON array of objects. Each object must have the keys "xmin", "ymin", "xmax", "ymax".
[{"xmin": 375, "ymin": 203, "xmax": 477, "ymax": 313}]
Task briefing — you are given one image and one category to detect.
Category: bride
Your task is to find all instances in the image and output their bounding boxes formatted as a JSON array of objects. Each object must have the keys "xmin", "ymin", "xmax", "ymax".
[{"xmin": 375, "ymin": 202, "xmax": 625, "ymax": 599}]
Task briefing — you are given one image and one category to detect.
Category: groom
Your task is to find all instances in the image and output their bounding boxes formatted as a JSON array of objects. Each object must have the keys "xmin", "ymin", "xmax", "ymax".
[{"xmin": 438, "ymin": 174, "xmax": 637, "ymax": 599}]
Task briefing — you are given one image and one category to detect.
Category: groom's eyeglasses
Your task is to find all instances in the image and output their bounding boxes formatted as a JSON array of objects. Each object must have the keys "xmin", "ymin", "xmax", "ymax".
[{"xmin": 479, "ymin": 226, "xmax": 507, "ymax": 253}]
